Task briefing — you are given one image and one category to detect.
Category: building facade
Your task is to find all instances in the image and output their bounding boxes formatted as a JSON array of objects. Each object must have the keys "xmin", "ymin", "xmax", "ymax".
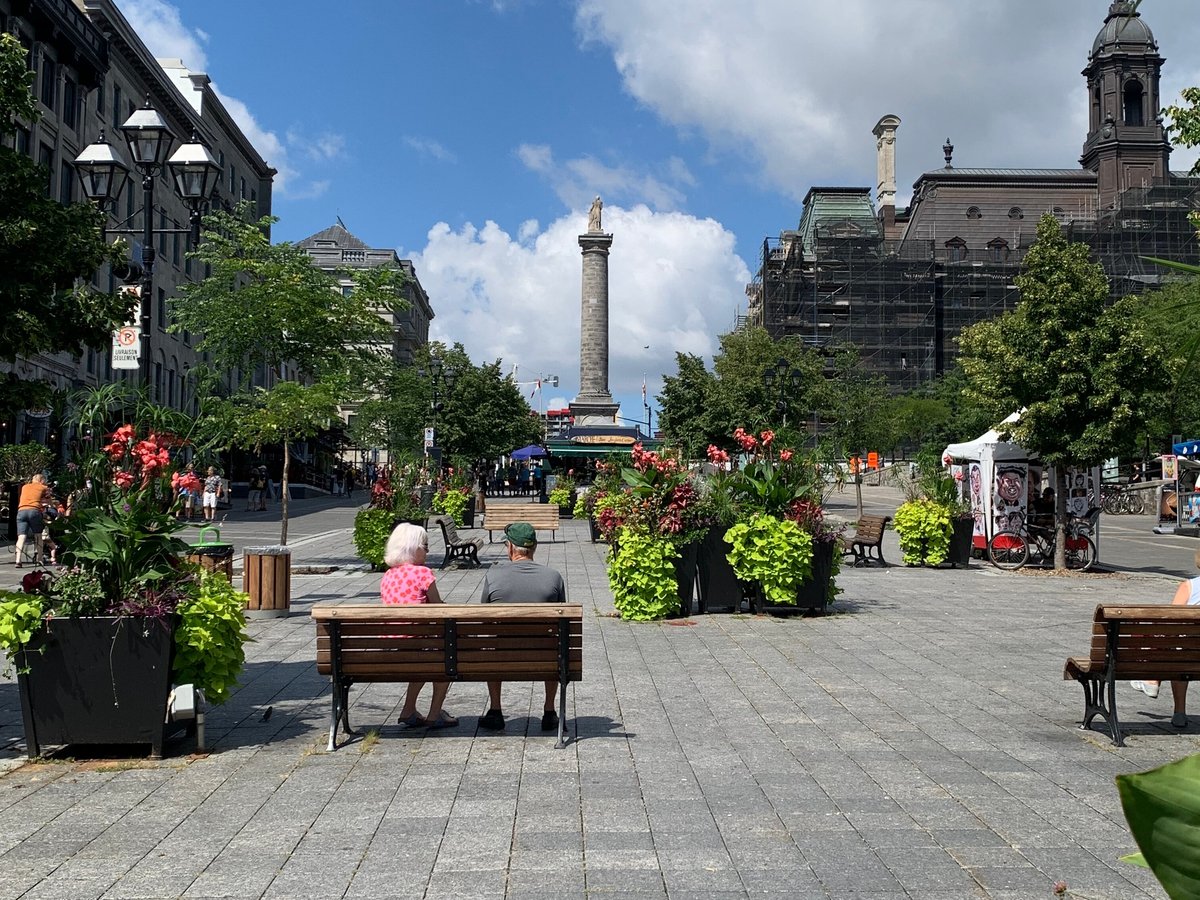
[
  {"xmin": 747, "ymin": 1, "xmax": 1200, "ymax": 392},
  {"xmin": 0, "ymin": 0, "xmax": 274, "ymax": 446}
]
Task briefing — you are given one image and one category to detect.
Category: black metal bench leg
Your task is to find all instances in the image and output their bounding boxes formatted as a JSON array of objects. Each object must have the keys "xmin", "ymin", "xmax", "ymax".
[
  {"xmin": 327, "ymin": 679, "xmax": 341, "ymax": 751},
  {"xmin": 1106, "ymin": 675, "xmax": 1124, "ymax": 746},
  {"xmin": 341, "ymin": 681, "xmax": 355, "ymax": 737},
  {"xmin": 556, "ymin": 679, "xmax": 568, "ymax": 749}
]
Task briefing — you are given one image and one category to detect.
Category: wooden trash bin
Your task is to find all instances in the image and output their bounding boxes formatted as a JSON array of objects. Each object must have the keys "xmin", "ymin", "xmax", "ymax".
[
  {"xmin": 243, "ymin": 545, "xmax": 291, "ymax": 618},
  {"xmin": 187, "ymin": 527, "xmax": 234, "ymax": 583}
]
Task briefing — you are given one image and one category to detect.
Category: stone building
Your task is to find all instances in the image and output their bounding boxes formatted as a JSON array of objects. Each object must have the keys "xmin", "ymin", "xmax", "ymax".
[
  {"xmin": 0, "ymin": 0, "xmax": 274, "ymax": 446},
  {"xmin": 747, "ymin": 1, "xmax": 1200, "ymax": 392}
]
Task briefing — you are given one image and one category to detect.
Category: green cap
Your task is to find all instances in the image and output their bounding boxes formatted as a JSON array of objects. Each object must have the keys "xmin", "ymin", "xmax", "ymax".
[{"xmin": 504, "ymin": 522, "xmax": 537, "ymax": 548}]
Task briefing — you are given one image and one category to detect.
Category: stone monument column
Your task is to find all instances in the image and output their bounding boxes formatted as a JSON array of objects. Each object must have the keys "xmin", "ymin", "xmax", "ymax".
[{"xmin": 570, "ymin": 197, "xmax": 619, "ymax": 426}]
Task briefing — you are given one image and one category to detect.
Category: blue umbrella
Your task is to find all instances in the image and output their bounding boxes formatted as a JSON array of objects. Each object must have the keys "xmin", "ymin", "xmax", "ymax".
[{"xmin": 511, "ymin": 444, "xmax": 547, "ymax": 460}]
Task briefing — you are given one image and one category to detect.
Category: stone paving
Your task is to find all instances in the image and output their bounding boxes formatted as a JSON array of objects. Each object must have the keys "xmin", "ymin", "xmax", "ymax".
[{"xmin": 0, "ymin": 492, "xmax": 1193, "ymax": 898}]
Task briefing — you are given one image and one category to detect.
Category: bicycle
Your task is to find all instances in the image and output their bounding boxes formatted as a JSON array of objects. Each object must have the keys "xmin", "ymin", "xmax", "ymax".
[{"xmin": 988, "ymin": 512, "xmax": 1098, "ymax": 571}]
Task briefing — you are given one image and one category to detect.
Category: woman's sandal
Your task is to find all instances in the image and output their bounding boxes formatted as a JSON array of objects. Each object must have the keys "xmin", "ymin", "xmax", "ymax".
[
  {"xmin": 426, "ymin": 711, "xmax": 459, "ymax": 729},
  {"xmin": 398, "ymin": 713, "xmax": 426, "ymax": 728}
]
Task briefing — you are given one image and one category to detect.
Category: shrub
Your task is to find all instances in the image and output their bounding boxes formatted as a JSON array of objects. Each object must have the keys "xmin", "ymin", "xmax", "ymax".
[
  {"xmin": 607, "ymin": 527, "xmax": 681, "ymax": 621},
  {"xmin": 354, "ymin": 507, "xmax": 396, "ymax": 568},
  {"xmin": 724, "ymin": 514, "xmax": 814, "ymax": 606},
  {"xmin": 894, "ymin": 499, "xmax": 952, "ymax": 566},
  {"xmin": 174, "ymin": 569, "xmax": 250, "ymax": 704}
]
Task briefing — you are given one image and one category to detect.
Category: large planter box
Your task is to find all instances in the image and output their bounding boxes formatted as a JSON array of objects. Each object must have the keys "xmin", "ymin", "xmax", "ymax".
[
  {"xmin": 672, "ymin": 540, "xmax": 700, "ymax": 618},
  {"xmin": 16, "ymin": 616, "xmax": 178, "ymax": 759},
  {"xmin": 696, "ymin": 525, "xmax": 741, "ymax": 613},
  {"xmin": 946, "ymin": 518, "xmax": 974, "ymax": 568},
  {"xmin": 750, "ymin": 540, "xmax": 835, "ymax": 617}
]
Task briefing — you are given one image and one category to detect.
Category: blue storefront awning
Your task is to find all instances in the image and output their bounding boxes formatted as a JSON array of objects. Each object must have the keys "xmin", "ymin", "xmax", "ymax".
[{"xmin": 1174, "ymin": 439, "xmax": 1200, "ymax": 456}]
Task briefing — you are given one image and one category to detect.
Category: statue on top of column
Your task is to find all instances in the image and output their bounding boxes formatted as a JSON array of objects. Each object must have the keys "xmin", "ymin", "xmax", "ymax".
[{"xmin": 587, "ymin": 196, "xmax": 603, "ymax": 233}]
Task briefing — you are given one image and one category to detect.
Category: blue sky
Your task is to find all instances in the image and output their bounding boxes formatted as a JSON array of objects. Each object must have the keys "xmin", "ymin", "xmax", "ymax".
[{"xmin": 123, "ymin": 0, "xmax": 1200, "ymax": 425}]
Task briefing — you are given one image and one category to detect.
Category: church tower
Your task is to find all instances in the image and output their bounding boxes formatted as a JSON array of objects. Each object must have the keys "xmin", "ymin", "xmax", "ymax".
[{"xmin": 1080, "ymin": 0, "xmax": 1172, "ymax": 210}]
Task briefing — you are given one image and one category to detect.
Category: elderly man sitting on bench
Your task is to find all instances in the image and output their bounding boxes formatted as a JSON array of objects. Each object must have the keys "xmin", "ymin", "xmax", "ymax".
[{"xmin": 477, "ymin": 522, "xmax": 566, "ymax": 732}]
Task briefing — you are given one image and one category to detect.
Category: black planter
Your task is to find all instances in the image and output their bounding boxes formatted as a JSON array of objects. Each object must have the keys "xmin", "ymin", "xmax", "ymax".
[
  {"xmin": 462, "ymin": 496, "xmax": 476, "ymax": 529},
  {"xmin": 672, "ymin": 540, "xmax": 700, "ymax": 617},
  {"xmin": 588, "ymin": 516, "xmax": 602, "ymax": 543},
  {"xmin": 947, "ymin": 518, "xmax": 974, "ymax": 568},
  {"xmin": 17, "ymin": 616, "xmax": 178, "ymax": 758},
  {"xmin": 696, "ymin": 525, "xmax": 741, "ymax": 613},
  {"xmin": 793, "ymin": 540, "xmax": 835, "ymax": 614}
]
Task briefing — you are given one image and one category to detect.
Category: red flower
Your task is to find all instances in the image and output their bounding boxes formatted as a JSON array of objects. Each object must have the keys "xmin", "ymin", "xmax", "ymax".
[
  {"xmin": 779, "ymin": 449, "xmax": 793, "ymax": 462},
  {"xmin": 113, "ymin": 471, "xmax": 135, "ymax": 490},
  {"xmin": 112, "ymin": 424, "xmax": 136, "ymax": 443},
  {"xmin": 760, "ymin": 430, "xmax": 775, "ymax": 446},
  {"xmin": 733, "ymin": 427, "xmax": 757, "ymax": 451},
  {"xmin": 706, "ymin": 445, "xmax": 729, "ymax": 465}
]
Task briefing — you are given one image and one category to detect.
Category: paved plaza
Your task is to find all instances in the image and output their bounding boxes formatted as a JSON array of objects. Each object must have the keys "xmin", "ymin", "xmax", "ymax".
[{"xmin": 0, "ymin": 489, "xmax": 1193, "ymax": 899}]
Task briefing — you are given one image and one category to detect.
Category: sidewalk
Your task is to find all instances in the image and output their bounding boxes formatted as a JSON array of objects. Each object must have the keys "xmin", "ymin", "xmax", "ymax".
[{"xmin": 0, "ymin": 498, "xmax": 1189, "ymax": 898}]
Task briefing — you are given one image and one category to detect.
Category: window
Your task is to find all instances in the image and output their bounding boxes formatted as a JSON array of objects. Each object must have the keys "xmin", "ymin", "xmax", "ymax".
[
  {"xmin": 112, "ymin": 84, "xmax": 122, "ymax": 130},
  {"xmin": 1124, "ymin": 79, "xmax": 1145, "ymax": 126},
  {"xmin": 987, "ymin": 238, "xmax": 1010, "ymax": 262},
  {"xmin": 15, "ymin": 125, "xmax": 30, "ymax": 157},
  {"xmin": 966, "ymin": 206, "xmax": 982, "ymax": 219},
  {"xmin": 945, "ymin": 237, "xmax": 968, "ymax": 262},
  {"xmin": 184, "ymin": 254, "xmax": 192, "ymax": 277},
  {"xmin": 154, "ymin": 361, "xmax": 163, "ymax": 402},
  {"xmin": 158, "ymin": 211, "xmax": 167, "ymax": 254},
  {"xmin": 62, "ymin": 76, "xmax": 77, "ymax": 130},
  {"xmin": 1007, "ymin": 207, "xmax": 1024, "ymax": 220},
  {"xmin": 229, "ymin": 163, "xmax": 236, "ymax": 193},
  {"xmin": 86, "ymin": 347, "xmax": 95, "ymax": 374},
  {"xmin": 39, "ymin": 143, "xmax": 54, "ymax": 196},
  {"xmin": 59, "ymin": 161, "xmax": 74, "ymax": 204},
  {"xmin": 39, "ymin": 50, "xmax": 55, "ymax": 109},
  {"xmin": 173, "ymin": 232, "xmax": 180, "ymax": 267},
  {"xmin": 239, "ymin": 176, "xmax": 246, "ymax": 199},
  {"xmin": 125, "ymin": 177, "xmax": 134, "ymax": 219},
  {"xmin": 96, "ymin": 80, "xmax": 105, "ymax": 118},
  {"xmin": 157, "ymin": 287, "xmax": 166, "ymax": 330}
]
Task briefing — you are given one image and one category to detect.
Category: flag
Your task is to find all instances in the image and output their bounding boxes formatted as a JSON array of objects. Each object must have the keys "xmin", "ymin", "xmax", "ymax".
[
  {"xmin": 641, "ymin": 377, "xmax": 647, "ymax": 405},
  {"xmin": 529, "ymin": 379, "xmax": 540, "ymax": 399}
]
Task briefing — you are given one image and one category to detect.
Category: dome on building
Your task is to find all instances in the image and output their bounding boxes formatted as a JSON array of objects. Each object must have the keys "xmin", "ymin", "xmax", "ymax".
[{"xmin": 1092, "ymin": 1, "xmax": 1157, "ymax": 57}]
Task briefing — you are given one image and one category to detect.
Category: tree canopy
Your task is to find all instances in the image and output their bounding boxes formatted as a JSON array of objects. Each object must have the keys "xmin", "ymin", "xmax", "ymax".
[{"xmin": 0, "ymin": 34, "xmax": 125, "ymax": 364}]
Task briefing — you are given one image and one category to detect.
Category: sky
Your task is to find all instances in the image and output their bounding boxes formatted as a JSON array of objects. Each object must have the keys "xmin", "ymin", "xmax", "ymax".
[{"xmin": 118, "ymin": 0, "xmax": 1200, "ymax": 429}]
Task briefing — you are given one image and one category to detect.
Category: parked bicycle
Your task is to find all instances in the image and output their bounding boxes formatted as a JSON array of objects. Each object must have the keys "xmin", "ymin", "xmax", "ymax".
[
  {"xmin": 988, "ymin": 510, "xmax": 1099, "ymax": 571},
  {"xmin": 1100, "ymin": 483, "xmax": 1148, "ymax": 515}
]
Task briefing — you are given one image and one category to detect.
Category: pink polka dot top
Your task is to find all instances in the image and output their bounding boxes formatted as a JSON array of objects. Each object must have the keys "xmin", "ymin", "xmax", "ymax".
[{"xmin": 380, "ymin": 564, "xmax": 436, "ymax": 605}]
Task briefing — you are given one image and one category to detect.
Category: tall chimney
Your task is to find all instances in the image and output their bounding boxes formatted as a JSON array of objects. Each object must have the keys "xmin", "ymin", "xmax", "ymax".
[{"xmin": 873, "ymin": 115, "xmax": 901, "ymax": 235}]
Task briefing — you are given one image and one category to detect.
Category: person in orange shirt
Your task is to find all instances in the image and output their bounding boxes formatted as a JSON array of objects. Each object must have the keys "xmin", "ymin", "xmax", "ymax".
[{"xmin": 15, "ymin": 473, "xmax": 52, "ymax": 568}]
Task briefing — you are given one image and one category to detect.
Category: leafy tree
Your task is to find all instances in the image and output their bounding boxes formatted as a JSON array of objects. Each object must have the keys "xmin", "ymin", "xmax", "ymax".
[
  {"xmin": 0, "ymin": 34, "xmax": 125, "ymax": 364},
  {"xmin": 171, "ymin": 203, "xmax": 406, "ymax": 543},
  {"xmin": 347, "ymin": 365, "xmax": 427, "ymax": 458},
  {"xmin": 958, "ymin": 214, "xmax": 1167, "ymax": 567},
  {"xmin": 657, "ymin": 352, "xmax": 721, "ymax": 459},
  {"xmin": 819, "ymin": 352, "xmax": 893, "ymax": 516}
]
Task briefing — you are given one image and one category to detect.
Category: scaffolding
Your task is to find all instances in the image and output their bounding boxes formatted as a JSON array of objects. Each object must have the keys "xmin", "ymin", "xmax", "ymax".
[{"xmin": 748, "ymin": 179, "xmax": 1200, "ymax": 391}]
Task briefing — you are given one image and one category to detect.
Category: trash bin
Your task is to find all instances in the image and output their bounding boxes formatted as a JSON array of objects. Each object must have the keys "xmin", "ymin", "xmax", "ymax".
[
  {"xmin": 243, "ymin": 545, "xmax": 291, "ymax": 618},
  {"xmin": 187, "ymin": 527, "xmax": 234, "ymax": 583}
]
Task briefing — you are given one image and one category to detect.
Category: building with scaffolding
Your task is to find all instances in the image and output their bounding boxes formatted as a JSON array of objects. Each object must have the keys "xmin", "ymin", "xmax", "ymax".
[{"xmin": 746, "ymin": 1, "xmax": 1200, "ymax": 391}]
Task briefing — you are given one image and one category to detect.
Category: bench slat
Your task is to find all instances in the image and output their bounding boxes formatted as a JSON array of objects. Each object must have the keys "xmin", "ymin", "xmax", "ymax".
[{"xmin": 313, "ymin": 603, "xmax": 582, "ymax": 622}]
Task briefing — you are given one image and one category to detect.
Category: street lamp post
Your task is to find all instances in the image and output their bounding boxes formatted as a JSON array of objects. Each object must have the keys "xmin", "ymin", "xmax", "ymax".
[
  {"xmin": 73, "ymin": 96, "xmax": 222, "ymax": 395},
  {"xmin": 422, "ymin": 356, "xmax": 457, "ymax": 465},
  {"xmin": 762, "ymin": 357, "xmax": 802, "ymax": 429}
]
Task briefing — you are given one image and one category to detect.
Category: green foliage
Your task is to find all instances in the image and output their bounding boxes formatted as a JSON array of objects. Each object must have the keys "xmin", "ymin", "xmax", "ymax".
[
  {"xmin": 0, "ymin": 592, "xmax": 46, "ymax": 675},
  {"xmin": 724, "ymin": 514, "xmax": 814, "ymax": 605},
  {"xmin": 47, "ymin": 569, "xmax": 105, "ymax": 617},
  {"xmin": 0, "ymin": 444, "xmax": 52, "ymax": 482},
  {"xmin": 820, "ymin": 351, "xmax": 893, "ymax": 457},
  {"xmin": 548, "ymin": 486, "xmax": 573, "ymax": 509},
  {"xmin": 893, "ymin": 499, "xmax": 952, "ymax": 566},
  {"xmin": 0, "ymin": 35, "xmax": 126, "ymax": 364},
  {"xmin": 432, "ymin": 487, "xmax": 470, "ymax": 526},
  {"xmin": 354, "ymin": 507, "xmax": 396, "ymax": 568},
  {"xmin": 572, "ymin": 492, "xmax": 590, "ymax": 519},
  {"xmin": 173, "ymin": 570, "xmax": 250, "ymax": 705},
  {"xmin": 958, "ymin": 214, "xmax": 1167, "ymax": 469},
  {"xmin": 606, "ymin": 527, "xmax": 681, "ymax": 621},
  {"xmin": 1117, "ymin": 752, "xmax": 1200, "ymax": 899},
  {"xmin": 658, "ymin": 352, "xmax": 722, "ymax": 458}
]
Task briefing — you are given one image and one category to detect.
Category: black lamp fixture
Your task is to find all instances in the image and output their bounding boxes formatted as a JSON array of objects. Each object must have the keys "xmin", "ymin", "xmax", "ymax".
[
  {"xmin": 762, "ymin": 357, "xmax": 802, "ymax": 422},
  {"xmin": 73, "ymin": 96, "xmax": 222, "ymax": 396}
]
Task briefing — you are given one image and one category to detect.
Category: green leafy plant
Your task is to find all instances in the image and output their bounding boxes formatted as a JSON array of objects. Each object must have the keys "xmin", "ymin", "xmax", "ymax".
[
  {"xmin": 724, "ymin": 513, "xmax": 814, "ymax": 605},
  {"xmin": 45, "ymin": 569, "xmax": 105, "ymax": 617},
  {"xmin": 606, "ymin": 527, "xmax": 682, "ymax": 621},
  {"xmin": 0, "ymin": 444, "xmax": 52, "ymax": 483},
  {"xmin": 0, "ymin": 592, "xmax": 46, "ymax": 675},
  {"xmin": 549, "ymin": 486, "xmax": 573, "ymax": 509},
  {"xmin": 893, "ymin": 499, "xmax": 952, "ymax": 566},
  {"xmin": 572, "ymin": 491, "xmax": 591, "ymax": 519},
  {"xmin": 354, "ymin": 507, "xmax": 397, "ymax": 568},
  {"xmin": 173, "ymin": 569, "xmax": 250, "ymax": 705},
  {"xmin": 1117, "ymin": 752, "xmax": 1200, "ymax": 898},
  {"xmin": 432, "ymin": 486, "xmax": 470, "ymax": 526}
]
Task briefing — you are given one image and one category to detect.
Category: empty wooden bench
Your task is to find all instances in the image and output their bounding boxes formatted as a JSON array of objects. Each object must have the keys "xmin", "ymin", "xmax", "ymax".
[
  {"xmin": 313, "ymin": 603, "xmax": 583, "ymax": 749},
  {"xmin": 1064, "ymin": 604, "xmax": 1200, "ymax": 745},
  {"xmin": 434, "ymin": 515, "xmax": 483, "ymax": 568},
  {"xmin": 482, "ymin": 503, "xmax": 561, "ymax": 542},
  {"xmin": 839, "ymin": 514, "xmax": 890, "ymax": 566}
]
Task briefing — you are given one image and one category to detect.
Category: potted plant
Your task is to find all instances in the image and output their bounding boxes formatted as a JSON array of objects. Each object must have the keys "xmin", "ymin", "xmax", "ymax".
[
  {"xmin": 893, "ymin": 450, "xmax": 971, "ymax": 568},
  {"xmin": 356, "ymin": 464, "xmax": 427, "ymax": 568},
  {"xmin": 0, "ymin": 414, "xmax": 250, "ymax": 758},
  {"xmin": 549, "ymin": 473, "xmax": 577, "ymax": 517},
  {"xmin": 694, "ymin": 447, "xmax": 742, "ymax": 613}
]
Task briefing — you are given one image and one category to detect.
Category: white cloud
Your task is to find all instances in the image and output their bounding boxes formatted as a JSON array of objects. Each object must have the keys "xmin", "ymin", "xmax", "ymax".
[
  {"xmin": 411, "ymin": 204, "xmax": 749, "ymax": 406},
  {"xmin": 515, "ymin": 143, "xmax": 692, "ymax": 212},
  {"xmin": 574, "ymin": 0, "xmax": 1200, "ymax": 199},
  {"xmin": 404, "ymin": 136, "xmax": 457, "ymax": 163}
]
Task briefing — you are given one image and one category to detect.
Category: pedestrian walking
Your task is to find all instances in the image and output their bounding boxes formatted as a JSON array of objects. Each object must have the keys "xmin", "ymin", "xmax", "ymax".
[{"xmin": 202, "ymin": 467, "xmax": 222, "ymax": 522}]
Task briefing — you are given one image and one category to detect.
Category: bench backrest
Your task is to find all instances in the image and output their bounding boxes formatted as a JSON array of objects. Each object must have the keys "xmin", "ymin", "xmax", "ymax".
[
  {"xmin": 855, "ymin": 515, "xmax": 890, "ymax": 541},
  {"xmin": 435, "ymin": 515, "xmax": 464, "ymax": 545},
  {"xmin": 1086, "ymin": 604, "xmax": 1200, "ymax": 678},
  {"xmin": 484, "ymin": 505, "xmax": 561, "ymax": 527},
  {"xmin": 313, "ymin": 603, "xmax": 583, "ymax": 682}
]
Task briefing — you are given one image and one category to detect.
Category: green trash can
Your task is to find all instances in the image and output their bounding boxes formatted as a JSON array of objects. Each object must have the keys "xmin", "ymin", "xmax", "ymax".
[{"xmin": 187, "ymin": 526, "xmax": 234, "ymax": 583}]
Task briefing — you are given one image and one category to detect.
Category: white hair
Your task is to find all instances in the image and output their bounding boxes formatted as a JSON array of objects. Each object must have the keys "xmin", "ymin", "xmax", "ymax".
[{"xmin": 384, "ymin": 522, "xmax": 428, "ymax": 567}]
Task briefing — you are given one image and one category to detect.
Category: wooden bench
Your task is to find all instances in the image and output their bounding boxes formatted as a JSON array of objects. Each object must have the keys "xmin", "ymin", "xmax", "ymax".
[
  {"xmin": 839, "ymin": 514, "xmax": 890, "ymax": 566},
  {"xmin": 1064, "ymin": 604, "xmax": 1200, "ymax": 746},
  {"xmin": 313, "ymin": 603, "xmax": 583, "ymax": 750},
  {"xmin": 482, "ymin": 503, "xmax": 561, "ymax": 542},
  {"xmin": 434, "ymin": 515, "xmax": 483, "ymax": 569}
]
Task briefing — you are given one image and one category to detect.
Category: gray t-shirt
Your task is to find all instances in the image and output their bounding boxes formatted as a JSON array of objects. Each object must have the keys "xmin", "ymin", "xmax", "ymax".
[{"xmin": 479, "ymin": 559, "xmax": 566, "ymax": 604}]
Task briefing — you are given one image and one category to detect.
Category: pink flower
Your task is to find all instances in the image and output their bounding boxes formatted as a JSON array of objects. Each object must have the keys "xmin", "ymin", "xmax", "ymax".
[
  {"xmin": 707, "ymin": 445, "xmax": 730, "ymax": 464},
  {"xmin": 779, "ymin": 449, "xmax": 793, "ymax": 462},
  {"xmin": 760, "ymin": 430, "xmax": 775, "ymax": 446},
  {"xmin": 733, "ymin": 427, "xmax": 757, "ymax": 452},
  {"xmin": 113, "ymin": 471, "xmax": 135, "ymax": 490}
]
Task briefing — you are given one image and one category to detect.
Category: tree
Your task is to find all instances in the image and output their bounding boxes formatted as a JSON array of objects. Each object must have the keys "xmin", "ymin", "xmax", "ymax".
[
  {"xmin": 0, "ymin": 34, "xmax": 125, "ymax": 364},
  {"xmin": 657, "ymin": 352, "xmax": 721, "ymax": 459},
  {"xmin": 347, "ymin": 365, "xmax": 427, "ymax": 459},
  {"xmin": 958, "ymin": 214, "xmax": 1167, "ymax": 567},
  {"xmin": 172, "ymin": 203, "xmax": 405, "ymax": 543},
  {"xmin": 820, "ymin": 352, "xmax": 893, "ymax": 516}
]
